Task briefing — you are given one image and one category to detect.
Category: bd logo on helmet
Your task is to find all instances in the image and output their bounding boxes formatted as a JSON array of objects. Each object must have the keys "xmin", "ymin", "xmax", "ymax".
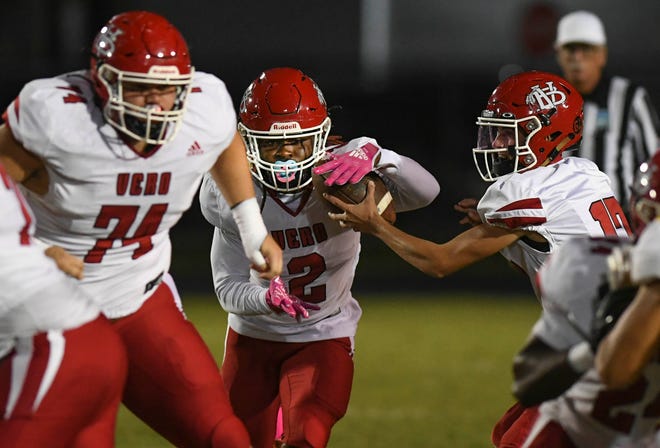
[
  {"xmin": 93, "ymin": 26, "xmax": 124, "ymax": 58},
  {"xmin": 526, "ymin": 82, "xmax": 566, "ymax": 110}
]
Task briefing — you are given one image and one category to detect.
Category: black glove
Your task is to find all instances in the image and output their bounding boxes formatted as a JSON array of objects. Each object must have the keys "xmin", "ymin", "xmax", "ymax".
[{"xmin": 590, "ymin": 286, "xmax": 638, "ymax": 350}]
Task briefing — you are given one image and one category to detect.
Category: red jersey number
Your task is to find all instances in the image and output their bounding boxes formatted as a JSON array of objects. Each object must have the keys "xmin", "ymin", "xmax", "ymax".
[
  {"xmin": 286, "ymin": 252, "xmax": 327, "ymax": 303},
  {"xmin": 589, "ymin": 197, "xmax": 632, "ymax": 236},
  {"xmin": 85, "ymin": 204, "xmax": 167, "ymax": 263}
]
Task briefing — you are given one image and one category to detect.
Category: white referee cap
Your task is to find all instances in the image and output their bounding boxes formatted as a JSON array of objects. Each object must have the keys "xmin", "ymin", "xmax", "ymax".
[{"xmin": 555, "ymin": 10, "xmax": 607, "ymax": 48}]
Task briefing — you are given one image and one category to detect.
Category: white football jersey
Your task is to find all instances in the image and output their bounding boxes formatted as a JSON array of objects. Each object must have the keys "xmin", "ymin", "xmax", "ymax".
[
  {"xmin": 0, "ymin": 165, "xmax": 97, "ymax": 336},
  {"xmin": 199, "ymin": 145, "xmax": 440, "ymax": 342},
  {"xmin": 5, "ymin": 70, "xmax": 237, "ymax": 318},
  {"xmin": 632, "ymin": 219, "xmax": 660, "ymax": 283},
  {"xmin": 533, "ymin": 237, "xmax": 660, "ymax": 447},
  {"xmin": 478, "ymin": 157, "xmax": 631, "ymax": 296}
]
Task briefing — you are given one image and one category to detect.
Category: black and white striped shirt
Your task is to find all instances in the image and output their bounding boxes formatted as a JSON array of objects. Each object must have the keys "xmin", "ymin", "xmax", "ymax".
[{"xmin": 568, "ymin": 74, "xmax": 660, "ymax": 215}]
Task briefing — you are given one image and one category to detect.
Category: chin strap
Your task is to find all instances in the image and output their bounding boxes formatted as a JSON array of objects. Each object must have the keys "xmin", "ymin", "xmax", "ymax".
[
  {"xmin": 540, "ymin": 135, "xmax": 574, "ymax": 167},
  {"xmin": 537, "ymin": 107, "xmax": 576, "ymax": 168}
]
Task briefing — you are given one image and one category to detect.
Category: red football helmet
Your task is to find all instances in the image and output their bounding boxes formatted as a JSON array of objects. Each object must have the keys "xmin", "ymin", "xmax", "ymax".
[
  {"xmin": 90, "ymin": 11, "xmax": 194, "ymax": 144},
  {"xmin": 238, "ymin": 67, "xmax": 331, "ymax": 192},
  {"xmin": 629, "ymin": 150, "xmax": 660, "ymax": 235},
  {"xmin": 473, "ymin": 71, "xmax": 584, "ymax": 181}
]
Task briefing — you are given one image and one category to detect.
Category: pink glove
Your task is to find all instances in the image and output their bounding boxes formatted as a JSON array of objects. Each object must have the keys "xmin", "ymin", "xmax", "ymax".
[
  {"xmin": 265, "ymin": 276, "xmax": 320, "ymax": 320},
  {"xmin": 313, "ymin": 137, "xmax": 381, "ymax": 186}
]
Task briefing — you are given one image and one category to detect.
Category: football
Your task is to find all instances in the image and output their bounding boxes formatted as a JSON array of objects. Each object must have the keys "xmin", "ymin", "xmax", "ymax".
[{"xmin": 312, "ymin": 170, "xmax": 396, "ymax": 224}]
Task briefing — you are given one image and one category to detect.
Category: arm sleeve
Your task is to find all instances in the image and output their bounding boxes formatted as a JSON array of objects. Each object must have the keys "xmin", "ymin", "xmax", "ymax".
[
  {"xmin": 375, "ymin": 148, "xmax": 440, "ymax": 212},
  {"xmin": 328, "ymin": 137, "xmax": 441, "ymax": 212},
  {"xmin": 209, "ymin": 227, "xmax": 271, "ymax": 315},
  {"xmin": 199, "ymin": 173, "xmax": 271, "ymax": 315}
]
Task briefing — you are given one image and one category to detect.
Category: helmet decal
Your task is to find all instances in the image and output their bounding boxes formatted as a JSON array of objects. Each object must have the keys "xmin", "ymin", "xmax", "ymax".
[
  {"xmin": 526, "ymin": 82, "xmax": 567, "ymax": 110},
  {"xmin": 93, "ymin": 26, "xmax": 123, "ymax": 58}
]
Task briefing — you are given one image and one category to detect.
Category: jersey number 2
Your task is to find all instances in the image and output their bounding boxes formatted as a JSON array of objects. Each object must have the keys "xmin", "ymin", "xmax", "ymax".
[
  {"xmin": 84, "ymin": 204, "xmax": 167, "ymax": 263},
  {"xmin": 286, "ymin": 253, "xmax": 327, "ymax": 303}
]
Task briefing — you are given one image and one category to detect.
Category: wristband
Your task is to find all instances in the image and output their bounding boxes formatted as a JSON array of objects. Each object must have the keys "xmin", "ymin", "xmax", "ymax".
[
  {"xmin": 567, "ymin": 341, "xmax": 594, "ymax": 373},
  {"xmin": 231, "ymin": 197, "xmax": 268, "ymax": 266}
]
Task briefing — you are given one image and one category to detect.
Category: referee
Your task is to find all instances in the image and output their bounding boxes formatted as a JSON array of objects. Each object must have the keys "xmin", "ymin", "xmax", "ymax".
[{"xmin": 555, "ymin": 10, "xmax": 660, "ymax": 217}]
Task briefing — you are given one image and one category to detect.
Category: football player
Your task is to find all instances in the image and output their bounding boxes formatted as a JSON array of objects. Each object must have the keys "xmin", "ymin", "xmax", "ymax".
[
  {"xmin": 508, "ymin": 151, "xmax": 660, "ymax": 447},
  {"xmin": 595, "ymin": 151, "xmax": 660, "ymax": 390},
  {"xmin": 199, "ymin": 66, "xmax": 440, "ymax": 448},
  {"xmin": 322, "ymin": 71, "xmax": 633, "ymax": 446},
  {"xmin": 0, "ymin": 10, "xmax": 281, "ymax": 447},
  {"xmin": 0, "ymin": 162, "xmax": 127, "ymax": 447}
]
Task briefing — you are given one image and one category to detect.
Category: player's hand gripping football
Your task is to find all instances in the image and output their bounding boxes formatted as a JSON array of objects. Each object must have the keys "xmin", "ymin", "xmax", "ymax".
[
  {"xmin": 313, "ymin": 137, "xmax": 381, "ymax": 186},
  {"xmin": 325, "ymin": 180, "xmax": 386, "ymax": 234},
  {"xmin": 266, "ymin": 276, "xmax": 320, "ymax": 320}
]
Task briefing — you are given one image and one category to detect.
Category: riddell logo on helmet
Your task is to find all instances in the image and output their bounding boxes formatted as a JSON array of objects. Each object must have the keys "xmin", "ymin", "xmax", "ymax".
[
  {"xmin": 270, "ymin": 122, "xmax": 301, "ymax": 133},
  {"xmin": 148, "ymin": 66, "xmax": 181, "ymax": 75}
]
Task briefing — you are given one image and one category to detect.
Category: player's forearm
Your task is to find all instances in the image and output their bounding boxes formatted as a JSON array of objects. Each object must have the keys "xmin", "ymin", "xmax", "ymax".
[
  {"xmin": 596, "ymin": 283, "xmax": 660, "ymax": 388},
  {"xmin": 373, "ymin": 222, "xmax": 513, "ymax": 279},
  {"xmin": 372, "ymin": 223, "xmax": 455, "ymax": 278},
  {"xmin": 210, "ymin": 131, "xmax": 257, "ymax": 207},
  {"xmin": 210, "ymin": 232, "xmax": 271, "ymax": 315},
  {"xmin": 215, "ymin": 276, "xmax": 271, "ymax": 315}
]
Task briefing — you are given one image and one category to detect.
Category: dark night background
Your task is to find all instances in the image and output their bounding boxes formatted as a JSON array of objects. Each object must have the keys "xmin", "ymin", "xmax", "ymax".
[{"xmin": 2, "ymin": 0, "xmax": 659, "ymax": 297}]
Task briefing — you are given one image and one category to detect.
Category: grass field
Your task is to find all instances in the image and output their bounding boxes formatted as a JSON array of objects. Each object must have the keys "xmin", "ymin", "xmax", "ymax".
[{"xmin": 115, "ymin": 292, "xmax": 541, "ymax": 447}]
